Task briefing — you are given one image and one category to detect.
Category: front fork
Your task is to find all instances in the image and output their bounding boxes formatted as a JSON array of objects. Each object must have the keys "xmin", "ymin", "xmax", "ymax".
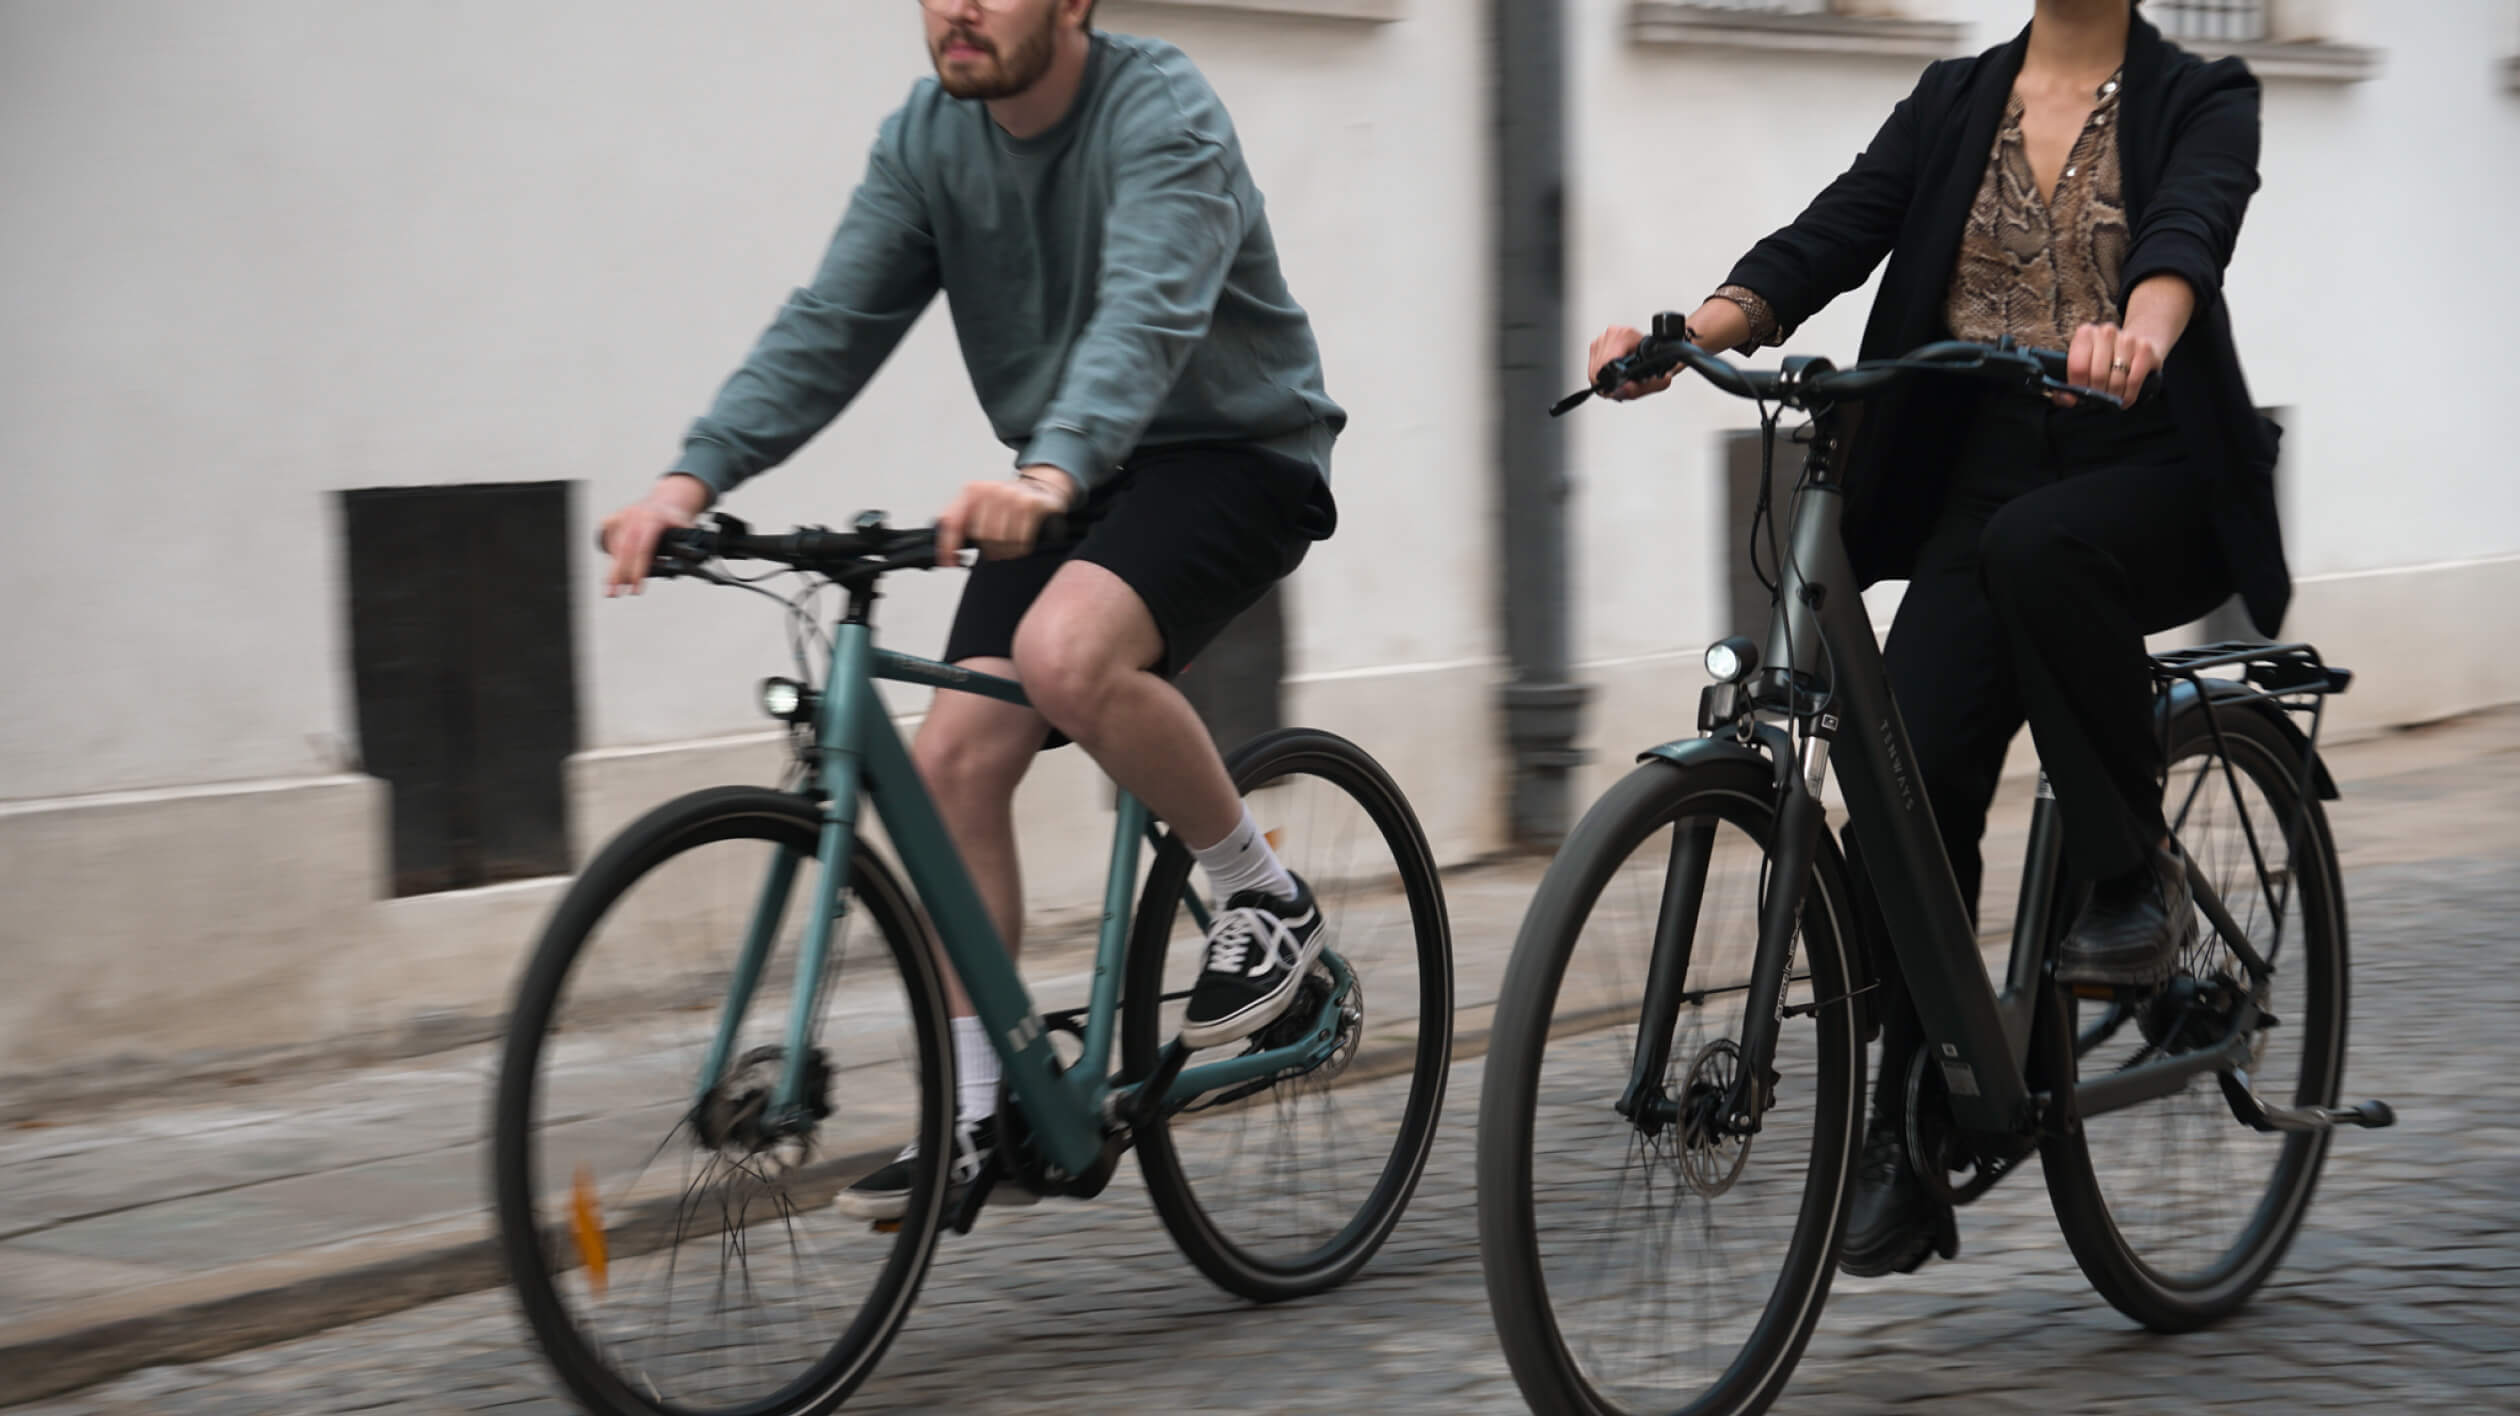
[{"xmin": 1618, "ymin": 724, "xmax": 1831, "ymax": 1137}]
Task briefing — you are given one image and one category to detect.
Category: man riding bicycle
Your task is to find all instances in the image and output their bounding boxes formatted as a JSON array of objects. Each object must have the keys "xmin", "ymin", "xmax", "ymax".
[
  {"xmin": 600, "ymin": 0, "xmax": 1345, "ymax": 1220},
  {"xmin": 1588, "ymin": 0, "xmax": 2285, "ymax": 1277}
]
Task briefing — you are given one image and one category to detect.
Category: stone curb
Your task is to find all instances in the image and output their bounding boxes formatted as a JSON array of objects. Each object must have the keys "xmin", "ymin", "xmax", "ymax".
[{"xmin": 0, "ymin": 996, "xmax": 1581, "ymax": 1409}]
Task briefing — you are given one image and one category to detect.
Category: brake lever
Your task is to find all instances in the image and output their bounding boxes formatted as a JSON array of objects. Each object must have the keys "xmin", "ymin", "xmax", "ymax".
[{"xmin": 1553, "ymin": 349, "xmax": 1656, "ymax": 417}]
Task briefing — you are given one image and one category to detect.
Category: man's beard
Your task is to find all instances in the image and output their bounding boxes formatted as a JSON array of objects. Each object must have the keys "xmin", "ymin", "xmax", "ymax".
[{"xmin": 931, "ymin": 16, "xmax": 1056, "ymax": 101}]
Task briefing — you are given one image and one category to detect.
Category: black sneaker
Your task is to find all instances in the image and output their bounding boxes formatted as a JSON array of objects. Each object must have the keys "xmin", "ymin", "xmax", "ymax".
[
  {"xmin": 1837, "ymin": 1117, "xmax": 1957, "ymax": 1278},
  {"xmin": 2058, "ymin": 843, "xmax": 2198, "ymax": 989},
  {"xmin": 832, "ymin": 1114, "xmax": 1036, "ymax": 1222},
  {"xmin": 1179, "ymin": 875, "xmax": 1327, "ymax": 1051}
]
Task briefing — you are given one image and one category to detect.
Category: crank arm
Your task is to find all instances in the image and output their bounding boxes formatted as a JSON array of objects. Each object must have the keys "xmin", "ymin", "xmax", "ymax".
[{"xmin": 2220, "ymin": 1067, "xmax": 2396, "ymax": 1134}]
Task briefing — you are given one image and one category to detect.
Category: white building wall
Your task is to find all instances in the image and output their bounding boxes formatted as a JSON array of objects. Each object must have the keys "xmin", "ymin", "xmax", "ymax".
[
  {"xmin": 0, "ymin": 0, "xmax": 1498, "ymax": 1074},
  {"xmin": 3, "ymin": 0, "xmax": 2514, "ymax": 1075},
  {"xmin": 1563, "ymin": 0, "xmax": 2520, "ymax": 809}
]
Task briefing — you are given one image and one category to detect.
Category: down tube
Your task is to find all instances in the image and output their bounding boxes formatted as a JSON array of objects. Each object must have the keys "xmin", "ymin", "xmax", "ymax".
[
  {"xmin": 857, "ymin": 698, "xmax": 1099, "ymax": 1177},
  {"xmin": 1799, "ymin": 486, "xmax": 2029, "ymax": 1133}
]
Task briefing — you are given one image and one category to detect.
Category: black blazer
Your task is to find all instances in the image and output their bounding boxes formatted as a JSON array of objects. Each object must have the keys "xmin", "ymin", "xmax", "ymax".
[{"xmin": 1723, "ymin": 14, "xmax": 2289, "ymax": 635}]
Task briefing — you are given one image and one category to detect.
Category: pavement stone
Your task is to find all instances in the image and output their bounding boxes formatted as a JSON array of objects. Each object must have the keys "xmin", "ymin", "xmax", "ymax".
[{"xmin": 7, "ymin": 708, "xmax": 2518, "ymax": 1412}]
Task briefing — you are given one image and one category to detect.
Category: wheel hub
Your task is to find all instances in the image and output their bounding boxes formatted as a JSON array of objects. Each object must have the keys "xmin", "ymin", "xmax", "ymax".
[{"xmin": 692, "ymin": 1043, "xmax": 829, "ymax": 1170}]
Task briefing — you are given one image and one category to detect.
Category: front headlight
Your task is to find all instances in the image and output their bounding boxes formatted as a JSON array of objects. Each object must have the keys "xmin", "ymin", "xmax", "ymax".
[
  {"xmin": 759, "ymin": 677, "xmax": 812, "ymax": 722},
  {"xmin": 1704, "ymin": 636, "xmax": 1760, "ymax": 684}
]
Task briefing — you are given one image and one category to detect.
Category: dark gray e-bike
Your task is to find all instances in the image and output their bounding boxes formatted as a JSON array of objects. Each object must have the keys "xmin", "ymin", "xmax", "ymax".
[{"xmin": 1475, "ymin": 321, "xmax": 2393, "ymax": 1416}]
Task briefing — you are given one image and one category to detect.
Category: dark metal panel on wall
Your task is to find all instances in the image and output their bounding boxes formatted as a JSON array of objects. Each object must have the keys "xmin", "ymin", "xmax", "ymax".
[
  {"xmin": 340, "ymin": 481, "xmax": 580, "ymax": 896},
  {"xmin": 1724, "ymin": 427, "xmax": 1800, "ymax": 642},
  {"xmin": 1174, "ymin": 582, "xmax": 1288, "ymax": 757}
]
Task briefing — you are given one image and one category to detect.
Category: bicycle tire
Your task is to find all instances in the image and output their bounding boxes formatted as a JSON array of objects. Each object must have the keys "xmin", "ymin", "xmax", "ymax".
[
  {"xmin": 2038, "ymin": 702, "xmax": 2348, "ymax": 1332},
  {"xmin": 492, "ymin": 786, "xmax": 955, "ymax": 1416},
  {"xmin": 1477, "ymin": 756, "xmax": 1864, "ymax": 1416},
  {"xmin": 1122, "ymin": 727, "xmax": 1454, "ymax": 1303}
]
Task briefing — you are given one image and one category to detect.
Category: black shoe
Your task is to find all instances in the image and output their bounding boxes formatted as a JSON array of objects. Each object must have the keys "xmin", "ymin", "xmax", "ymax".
[
  {"xmin": 833, "ymin": 1114, "xmax": 1037, "ymax": 1222},
  {"xmin": 1179, "ymin": 875, "xmax": 1327, "ymax": 1051},
  {"xmin": 1837, "ymin": 1118, "xmax": 1957, "ymax": 1278},
  {"xmin": 2058, "ymin": 843, "xmax": 2198, "ymax": 989}
]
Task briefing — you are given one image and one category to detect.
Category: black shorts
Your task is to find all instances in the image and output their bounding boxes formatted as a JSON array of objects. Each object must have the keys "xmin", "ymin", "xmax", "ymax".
[{"xmin": 941, "ymin": 442, "xmax": 1335, "ymax": 681}]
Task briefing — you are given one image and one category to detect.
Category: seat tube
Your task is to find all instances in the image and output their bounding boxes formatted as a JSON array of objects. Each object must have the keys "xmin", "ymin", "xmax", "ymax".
[
  {"xmin": 1999, "ymin": 772, "xmax": 2070, "ymax": 1064},
  {"xmin": 772, "ymin": 622, "xmax": 875, "ymax": 1114}
]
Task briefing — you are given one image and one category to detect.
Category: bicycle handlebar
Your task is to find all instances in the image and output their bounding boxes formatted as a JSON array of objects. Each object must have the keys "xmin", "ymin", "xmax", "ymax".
[
  {"xmin": 601, "ymin": 512, "xmax": 1077, "ymax": 581},
  {"xmin": 1554, "ymin": 318, "xmax": 2158, "ymax": 417}
]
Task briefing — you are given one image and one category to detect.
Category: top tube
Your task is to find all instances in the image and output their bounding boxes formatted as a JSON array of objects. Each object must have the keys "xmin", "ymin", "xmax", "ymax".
[{"xmin": 872, "ymin": 648, "xmax": 1030, "ymax": 708}]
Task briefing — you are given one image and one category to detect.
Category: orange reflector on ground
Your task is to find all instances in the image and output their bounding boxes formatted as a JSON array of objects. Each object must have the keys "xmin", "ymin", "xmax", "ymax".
[{"xmin": 571, "ymin": 1164, "xmax": 608, "ymax": 1297}]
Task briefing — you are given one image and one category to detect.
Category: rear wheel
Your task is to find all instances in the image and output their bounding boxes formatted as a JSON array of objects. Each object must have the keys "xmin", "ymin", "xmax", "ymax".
[
  {"xmin": 492, "ymin": 786, "xmax": 953, "ymax": 1416},
  {"xmin": 1122, "ymin": 728, "xmax": 1453, "ymax": 1302},
  {"xmin": 1477, "ymin": 757, "xmax": 1864, "ymax": 1416},
  {"xmin": 2041, "ymin": 704, "xmax": 2347, "ymax": 1331}
]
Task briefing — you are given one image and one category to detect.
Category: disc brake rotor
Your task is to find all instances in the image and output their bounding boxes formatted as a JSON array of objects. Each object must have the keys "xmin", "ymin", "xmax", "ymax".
[{"xmin": 1675, "ymin": 1038, "xmax": 1752, "ymax": 1198}]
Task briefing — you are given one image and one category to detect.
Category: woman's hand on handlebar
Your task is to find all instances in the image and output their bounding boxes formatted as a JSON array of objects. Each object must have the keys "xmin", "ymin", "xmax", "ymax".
[
  {"xmin": 601, "ymin": 474, "xmax": 711, "ymax": 597},
  {"xmin": 1587, "ymin": 326, "xmax": 1674, "ymax": 401},
  {"xmin": 2059, "ymin": 321, "xmax": 2162, "ymax": 410},
  {"xmin": 936, "ymin": 467, "xmax": 1077, "ymax": 565}
]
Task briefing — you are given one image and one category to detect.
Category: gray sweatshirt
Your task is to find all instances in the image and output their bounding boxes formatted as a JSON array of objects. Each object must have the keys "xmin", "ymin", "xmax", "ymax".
[{"xmin": 672, "ymin": 32, "xmax": 1344, "ymax": 500}]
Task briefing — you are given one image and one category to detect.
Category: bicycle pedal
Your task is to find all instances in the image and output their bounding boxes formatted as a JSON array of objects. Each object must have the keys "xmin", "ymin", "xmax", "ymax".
[{"xmin": 947, "ymin": 1170, "xmax": 997, "ymax": 1236}]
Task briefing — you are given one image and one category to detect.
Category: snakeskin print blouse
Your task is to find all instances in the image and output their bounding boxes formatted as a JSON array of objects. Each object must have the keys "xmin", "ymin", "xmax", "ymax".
[{"xmin": 1712, "ymin": 71, "xmax": 2130, "ymax": 354}]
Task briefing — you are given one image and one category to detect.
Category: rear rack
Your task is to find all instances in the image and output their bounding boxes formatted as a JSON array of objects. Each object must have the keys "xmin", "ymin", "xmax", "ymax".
[
  {"xmin": 2149, "ymin": 640, "xmax": 2353, "ymax": 702},
  {"xmin": 2145, "ymin": 641, "xmax": 2352, "ymax": 984}
]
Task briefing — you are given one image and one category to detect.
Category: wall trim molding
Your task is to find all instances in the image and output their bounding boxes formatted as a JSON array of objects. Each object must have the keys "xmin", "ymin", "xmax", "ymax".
[
  {"xmin": 1628, "ymin": 3, "xmax": 1965, "ymax": 61},
  {"xmin": 2175, "ymin": 37, "xmax": 2382, "ymax": 84},
  {"xmin": 1115, "ymin": 0, "xmax": 1404, "ymax": 22}
]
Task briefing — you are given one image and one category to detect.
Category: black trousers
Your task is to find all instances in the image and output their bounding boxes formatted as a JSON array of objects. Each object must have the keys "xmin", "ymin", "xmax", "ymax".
[{"xmin": 1883, "ymin": 393, "xmax": 2233, "ymax": 922}]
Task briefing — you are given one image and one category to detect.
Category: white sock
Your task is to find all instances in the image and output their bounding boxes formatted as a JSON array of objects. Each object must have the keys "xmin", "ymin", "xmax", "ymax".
[
  {"xmin": 952, "ymin": 1015, "xmax": 1000, "ymax": 1126},
  {"xmin": 1189, "ymin": 804, "xmax": 1298, "ymax": 907}
]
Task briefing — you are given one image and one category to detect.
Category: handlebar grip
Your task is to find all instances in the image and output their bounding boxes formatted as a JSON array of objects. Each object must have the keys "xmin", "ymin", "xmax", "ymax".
[{"xmin": 2027, "ymin": 345, "xmax": 2163, "ymax": 405}]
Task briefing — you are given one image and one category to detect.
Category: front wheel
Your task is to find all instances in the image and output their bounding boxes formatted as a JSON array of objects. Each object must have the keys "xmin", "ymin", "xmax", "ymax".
[
  {"xmin": 1122, "ymin": 727, "xmax": 1454, "ymax": 1303},
  {"xmin": 492, "ymin": 786, "xmax": 955, "ymax": 1416},
  {"xmin": 2040, "ymin": 702, "xmax": 2349, "ymax": 1331},
  {"xmin": 1477, "ymin": 756, "xmax": 1865, "ymax": 1416}
]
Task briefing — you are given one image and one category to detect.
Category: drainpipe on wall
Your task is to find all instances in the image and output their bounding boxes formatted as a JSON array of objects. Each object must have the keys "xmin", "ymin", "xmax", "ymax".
[{"xmin": 1493, "ymin": 0, "xmax": 1590, "ymax": 847}]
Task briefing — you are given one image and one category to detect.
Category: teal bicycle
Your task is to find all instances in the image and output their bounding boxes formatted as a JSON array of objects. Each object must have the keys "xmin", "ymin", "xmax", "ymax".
[{"xmin": 491, "ymin": 511, "xmax": 1453, "ymax": 1416}]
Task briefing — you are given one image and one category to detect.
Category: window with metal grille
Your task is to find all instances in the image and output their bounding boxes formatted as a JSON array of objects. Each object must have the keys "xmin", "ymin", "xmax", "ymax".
[
  {"xmin": 2149, "ymin": 0, "xmax": 2270, "ymax": 43},
  {"xmin": 341, "ymin": 481, "xmax": 581, "ymax": 896}
]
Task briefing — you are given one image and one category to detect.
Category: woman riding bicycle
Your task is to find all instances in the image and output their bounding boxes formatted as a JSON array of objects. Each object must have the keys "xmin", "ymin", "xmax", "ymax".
[{"xmin": 1588, "ymin": 0, "xmax": 2286, "ymax": 1278}]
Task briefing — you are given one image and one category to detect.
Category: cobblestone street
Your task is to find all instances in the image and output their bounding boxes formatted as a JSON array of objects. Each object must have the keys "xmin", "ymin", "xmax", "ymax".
[
  {"xmin": 16, "ymin": 716, "xmax": 2520, "ymax": 1414},
  {"xmin": 23, "ymin": 859, "xmax": 2515, "ymax": 1414}
]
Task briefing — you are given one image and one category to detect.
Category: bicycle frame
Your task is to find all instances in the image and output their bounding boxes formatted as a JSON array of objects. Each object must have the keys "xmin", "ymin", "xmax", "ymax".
[
  {"xmin": 1667, "ymin": 408, "xmax": 2281, "ymax": 1140},
  {"xmin": 694, "ymin": 613, "xmax": 1352, "ymax": 1181}
]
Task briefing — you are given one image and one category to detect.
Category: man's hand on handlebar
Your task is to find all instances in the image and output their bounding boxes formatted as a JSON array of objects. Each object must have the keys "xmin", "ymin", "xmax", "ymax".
[
  {"xmin": 936, "ymin": 466, "xmax": 1079, "ymax": 565},
  {"xmin": 602, "ymin": 474, "xmax": 712, "ymax": 597}
]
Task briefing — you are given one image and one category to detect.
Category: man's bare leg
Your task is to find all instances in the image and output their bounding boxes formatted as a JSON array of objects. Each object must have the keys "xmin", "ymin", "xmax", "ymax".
[
  {"xmin": 1013, "ymin": 561, "xmax": 1312, "ymax": 1049},
  {"xmin": 910, "ymin": 665, "xmax": 1045, "ymax": 1125}
]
